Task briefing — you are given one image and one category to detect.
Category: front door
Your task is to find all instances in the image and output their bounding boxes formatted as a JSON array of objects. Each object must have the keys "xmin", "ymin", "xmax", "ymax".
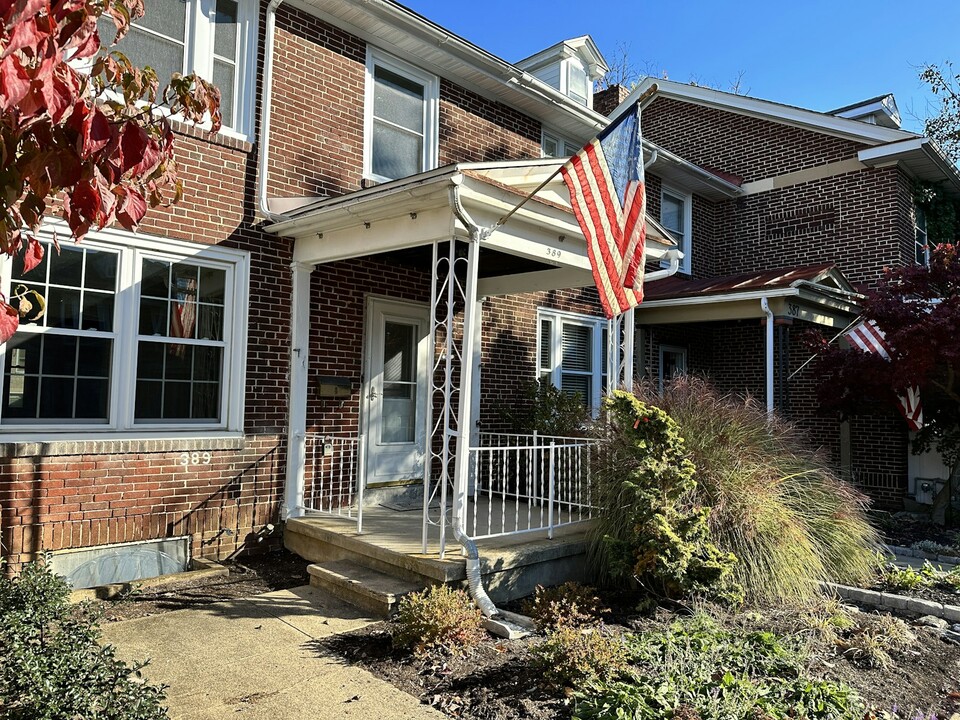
[{"xmin": 363, "ymin": 297, "xmax": 430, "ymax": 486}]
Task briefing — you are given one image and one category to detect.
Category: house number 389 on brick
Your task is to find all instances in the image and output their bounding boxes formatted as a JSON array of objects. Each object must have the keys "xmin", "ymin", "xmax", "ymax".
[{"xmin": 180, "ymin": 452, "xmax": 212, "ymax": 468}]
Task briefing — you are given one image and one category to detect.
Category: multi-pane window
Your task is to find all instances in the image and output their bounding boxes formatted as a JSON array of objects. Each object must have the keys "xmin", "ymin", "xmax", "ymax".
[
  {"xmin": 98, "ymin": 0, "xmax": 253, "ymax": 134},
  {"xmin": 915, "ymin": 206, "xmax": 929, "ymax": 266},
  {"xmin": 538, "ymin": 311, "xmax": 608, "ymax": 411},
  {"xmin": 2, "ymin": 243, "xmax": 118, "ymax": 421},
  {"xmin": 541, "ymin": 131, "xmax": 580, "ymax": 158},
  {"xmin": 660, "ymin": 187, "xmax": 692, "ymax": 274},
  {"xmin": 135, "ymin": 259, "xmax": 227, "ymax": 422},
  {"xmin": 365, "ymin": 49, "xmax": 438, "ymax": 182},
  {"xmin": 1, "ymin": 228, "xmax": 248, "ymax": 434}
]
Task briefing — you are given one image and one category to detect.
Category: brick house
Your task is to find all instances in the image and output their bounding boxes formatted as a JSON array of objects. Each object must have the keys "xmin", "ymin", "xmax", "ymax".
[
  {"xmin": 0, "ymin": 0, "xmax": 681, "ymax": 585},
  {"xmin": 2, "ymin": 0, "xmax": 955, "ymax": 590},
  {"xmin": 611, "ymin": 79, "xmax": 960, "ymax": 510}
]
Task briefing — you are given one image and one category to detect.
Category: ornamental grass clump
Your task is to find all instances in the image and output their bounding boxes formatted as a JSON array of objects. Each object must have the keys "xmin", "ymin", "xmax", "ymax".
[
  {"xmin": 589, "ymin": 390, "xmax": 740, "ymax": 604},
  {"xmin": 643, "ymin": 376, "xmax": 881, "ymax": 605}
]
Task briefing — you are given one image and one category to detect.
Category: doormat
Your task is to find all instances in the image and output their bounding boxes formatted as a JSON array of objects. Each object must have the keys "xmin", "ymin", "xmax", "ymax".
[{"xmin": 379, "ymin": 499, "xmax": 440, "ymax": 512}]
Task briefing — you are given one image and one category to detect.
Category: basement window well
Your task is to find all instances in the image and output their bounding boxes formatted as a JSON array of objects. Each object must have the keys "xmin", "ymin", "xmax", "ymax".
[{"xmin": 48, "ymin": 536, "xmax": 190, "ymax": 589}]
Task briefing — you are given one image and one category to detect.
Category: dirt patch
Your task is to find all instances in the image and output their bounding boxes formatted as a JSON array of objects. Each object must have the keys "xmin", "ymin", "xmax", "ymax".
[
  {"xmin": 316, "ymin": 604, "xmax": 960, "ymax": 720},
  {"xmin": 95, "ymin": 548, "xmax": 311, "ymax": 622}
]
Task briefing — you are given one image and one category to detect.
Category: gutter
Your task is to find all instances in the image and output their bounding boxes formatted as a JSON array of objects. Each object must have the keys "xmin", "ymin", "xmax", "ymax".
[{"xmin": 257, "ymin": 0, "xmax": 287, "ymax": 222}]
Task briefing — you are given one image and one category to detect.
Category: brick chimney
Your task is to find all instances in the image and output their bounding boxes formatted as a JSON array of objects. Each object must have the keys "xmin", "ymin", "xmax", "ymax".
[{"xmin": 592, "ymin": 85, "xmax": 631, "ymax": 117}]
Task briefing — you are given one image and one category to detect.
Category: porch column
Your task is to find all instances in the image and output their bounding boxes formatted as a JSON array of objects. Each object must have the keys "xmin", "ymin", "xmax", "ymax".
[
  {"xmin": 453, "ymin": 236, "xmax": 482, "ymax": 534},
  {"xmin": 622, "ymin": 308, "xmax": 635, "ymax": 390},
  {"xmin": 282, "ymin": 262, "xmax": 313, "ymax": 520}
]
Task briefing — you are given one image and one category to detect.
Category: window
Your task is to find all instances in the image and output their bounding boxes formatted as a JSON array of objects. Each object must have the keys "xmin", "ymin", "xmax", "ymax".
[
  {"xmin": 915, "ymin": 205, "xmax": 929, "ymax": 266},
  {"xmin": 659, "ymin": 345, "xmax": 687, "ymax": 393},
  {"xmin": 541, "ymin": 131, "xmax": 580, "ymax": 158},
  {"xmin": 538, "ymin": 310, "xmax": 608, "ymax": 410},
  {"xmin": 97, "ymin": 0, "xmax": 257, "ymax": 136},
  {"xmin": 566, "ymin": 61, "xmax": 589, "ymax": 107},
  {"xmin": 660, "ymin": 186, "xmax": 692, "ymax": 274},
  {"xmin": 0, "ymin": 224, "xmax": 249, "ymax": 436},
  {"xmin": 364, "ymin": 48, "xmax": 439, "ymax": 183}
]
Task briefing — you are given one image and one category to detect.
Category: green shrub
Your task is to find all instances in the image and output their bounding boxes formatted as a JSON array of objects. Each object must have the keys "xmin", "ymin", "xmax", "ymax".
[
  {"xmin": 495, "ymin": 380, "xmax": 591, "ymax": 436},
  {"xmin": 876, "ymin": 560, "xmax": 938, "ymax": 591},
  {"xmin": 523, "ymin": 582, "xmax": 608, "ymax": 632},
  {"xmin": 574, "ymin": 614, "xmax": 862, "ymax": 720},
  {"xmin": 533, "ymin": 624, "xmax": 629, "ymax": 687},
  {"xmin": 392, "ymin": 585, "xmax": 485, "ymax": 655},
  {"xmin": 641, "ymin": 376, "xmax": 881, "ymax": 605},
  {"xmin": 0, "ymin": 559, "xmax": 168, "ymax": 720},
  {"xmin": 589, "ymin": 390, "xmax": 740, "ymax": 604}
]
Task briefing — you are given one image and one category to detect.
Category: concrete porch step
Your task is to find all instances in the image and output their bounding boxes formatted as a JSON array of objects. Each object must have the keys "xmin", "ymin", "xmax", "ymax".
[{"xmin": 308, "ymin": 560, "xmax": 426, "ymax": 618}]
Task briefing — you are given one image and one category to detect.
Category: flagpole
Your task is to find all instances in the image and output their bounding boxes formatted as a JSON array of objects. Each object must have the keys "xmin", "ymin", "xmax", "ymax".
[
  {"xmin": 786, "ymin": 314, "xmax": 863, "ymax": 381},
  {"xmin": 491, "ymin": 82, "xmax": 660, "ymax": 231}
]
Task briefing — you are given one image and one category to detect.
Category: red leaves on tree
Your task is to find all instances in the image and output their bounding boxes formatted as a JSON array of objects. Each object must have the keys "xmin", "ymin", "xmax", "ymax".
[{"xmin": 0, "ymin": 0, "xmax": 222, "ymax": 343}]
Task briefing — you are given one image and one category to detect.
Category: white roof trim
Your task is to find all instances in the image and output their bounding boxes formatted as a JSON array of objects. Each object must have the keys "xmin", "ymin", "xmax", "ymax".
[
  {"xmin": 622, "ymin": 78, "xmax": 917, "ymax": 146},
  {"xmin": 287, "ymin": 0, "xmax": 608, "ymax": 138},
  {"xmin": 859, "ymin": 137, "xmax": 960, "ymax": 194}
]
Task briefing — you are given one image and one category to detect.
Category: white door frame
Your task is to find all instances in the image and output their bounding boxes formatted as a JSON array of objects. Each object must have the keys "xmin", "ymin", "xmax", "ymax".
[{"xmin": 361, "ymin": 295, "xmax": 431, "ymax": 488}]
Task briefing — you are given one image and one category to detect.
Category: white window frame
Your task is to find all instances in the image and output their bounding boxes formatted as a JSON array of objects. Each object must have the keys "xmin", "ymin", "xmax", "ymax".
[
  {"xmin": 101, "ymin": 0, "xmax": 258, "ymax": 140},
  {"xmin": 660, "ymin": 185, "xmax": 693, "ymax": 274},
  {"xmin": 915, "ymin": 205, "xmax": 930, "ymax": 266},
  {"xmin": 0, "ymin": 220, "xmax": 249, "ymax": 441},
  {"xmin": 564, "ymin": 58, "xmax": 590, "ymax": 108},
  {"xmin": 537, "ymin": 309, "xmax": 606, "ymax": 412},
  {"xmin": 363, "ymin": 47, "xmax": 440, "ymax": 183},
  {"xmin": 540, "ymin": 129, "xmax": 581, "ymax": 158},
  {"xmin": 658, "ymin": 345, "xmax": 687, "ymax": 394}
]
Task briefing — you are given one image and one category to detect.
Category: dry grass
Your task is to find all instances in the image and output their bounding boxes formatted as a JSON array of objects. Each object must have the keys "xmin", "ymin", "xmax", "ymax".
[{"xmin": 637, "ymin": 377, "xmax": 882, "ymax": 605}]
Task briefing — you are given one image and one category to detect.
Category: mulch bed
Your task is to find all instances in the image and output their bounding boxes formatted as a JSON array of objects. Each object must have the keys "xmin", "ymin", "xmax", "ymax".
[
  {"xmin": 95, "ymin": 548, "xmax": 311, "ymax": 623},
  {"xmin": 317, "ymin": 604, "xmax": 960, "ymax": 720}
]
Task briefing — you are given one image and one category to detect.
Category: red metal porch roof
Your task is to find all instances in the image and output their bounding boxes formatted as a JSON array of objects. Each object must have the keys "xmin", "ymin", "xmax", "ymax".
[{"xmin": 644, "ymin": 263, "xmax": 838, "ymax": 301}]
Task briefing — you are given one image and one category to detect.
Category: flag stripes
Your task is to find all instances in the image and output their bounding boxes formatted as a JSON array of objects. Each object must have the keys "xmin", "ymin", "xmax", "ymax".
[
  {"xmin": 560, "ymin": 102, "xmax": 646, "ymax": 319},
  {"xmin": 845, "ymin": 319, "xmax": 923, "ymax": 431}
]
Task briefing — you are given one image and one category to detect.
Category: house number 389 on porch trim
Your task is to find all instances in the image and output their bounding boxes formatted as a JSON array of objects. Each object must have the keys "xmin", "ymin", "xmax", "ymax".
[
  {"xmin": 546, "ymin": 248, "xmax": 561, "ymax": 259},
  {"xmin": 179, "ymin": 452, "xmax": 212, "ymax": 468}
]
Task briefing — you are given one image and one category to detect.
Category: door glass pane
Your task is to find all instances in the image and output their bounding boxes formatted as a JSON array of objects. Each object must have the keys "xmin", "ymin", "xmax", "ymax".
[{"xmin": 380, "ymin": 320, "xmax": 417, "ymax": 444}]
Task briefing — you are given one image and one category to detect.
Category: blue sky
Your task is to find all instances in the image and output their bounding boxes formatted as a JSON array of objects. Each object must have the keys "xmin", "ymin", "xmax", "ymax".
[{"xmin": 402, "ymin": 0, "xmax": 960, "ymax": 134}]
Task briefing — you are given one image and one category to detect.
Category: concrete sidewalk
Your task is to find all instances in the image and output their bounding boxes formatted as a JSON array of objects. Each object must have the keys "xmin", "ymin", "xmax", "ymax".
[{"xmin": 101, "ymin": 585, "xmax": 444, "ymax": 720}]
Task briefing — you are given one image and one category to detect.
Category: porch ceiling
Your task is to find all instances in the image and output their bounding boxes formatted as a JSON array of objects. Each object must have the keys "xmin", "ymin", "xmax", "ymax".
[{"xmin": 264, "ymin": 160, "xmax": 677, "ymax": 296}]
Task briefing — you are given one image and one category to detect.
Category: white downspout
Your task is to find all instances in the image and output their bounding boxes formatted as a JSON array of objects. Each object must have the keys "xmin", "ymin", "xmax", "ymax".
[
  {"xmin": 448, "ymin": 181, "xmax": 498, "ymax": 620},
  {"xmin": 258, "ymin": 0, "xmax": 285, "ymax": 221},
  {"xmin": 644, "ymin": 248, "xmax": 682, "ymax": 282},
  {"xmin": 760, "ymin": 297, "xmax": 774, "ymax": 414}
]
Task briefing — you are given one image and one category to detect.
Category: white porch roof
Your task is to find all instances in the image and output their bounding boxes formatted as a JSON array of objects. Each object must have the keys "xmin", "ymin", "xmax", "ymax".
[{"xmin": 264, "ymin": 159, "xmax": 678, "ymax": 296}]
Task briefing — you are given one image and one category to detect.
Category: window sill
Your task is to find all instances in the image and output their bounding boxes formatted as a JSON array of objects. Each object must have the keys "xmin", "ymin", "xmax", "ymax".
[
  {"xmin": 0, "ymin": 433, "xmax": 247, "ymax": 459},
  {"xmin": 169, "ymin": 117, "xmax": 253, "ymax": 154}
]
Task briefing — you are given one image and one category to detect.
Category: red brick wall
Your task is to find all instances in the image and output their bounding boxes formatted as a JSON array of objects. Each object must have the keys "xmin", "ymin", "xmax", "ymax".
[
  {"xmin": 644, "ymin": 96, "xmax": 865, "ymax": 184},
  {"xmin": 480, "ymin": 287, "xmax": 604, "ymax": 431},
  {"xmin": 1, "ymin": 1, "xmax": 554, "ymax": 573}
]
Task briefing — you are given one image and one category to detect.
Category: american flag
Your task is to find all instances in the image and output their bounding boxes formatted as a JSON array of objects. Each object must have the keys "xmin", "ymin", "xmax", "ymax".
[
  {"xmin": 846, "ymin": 319, "xmax": 923, "ymax": 431},
  {"xmin": 561, "ymin": 102, "xmax": 646, "ymax": 319}
]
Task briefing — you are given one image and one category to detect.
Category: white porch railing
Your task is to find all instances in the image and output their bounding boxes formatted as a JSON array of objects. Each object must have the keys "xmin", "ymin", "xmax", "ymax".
[
  {"xmin": 466, "ymin": 432, "xmax": 595, "ymax": 540},
  {"xmin": 302, "ymin": 433, "xmax": 364, "ymax": 532}
]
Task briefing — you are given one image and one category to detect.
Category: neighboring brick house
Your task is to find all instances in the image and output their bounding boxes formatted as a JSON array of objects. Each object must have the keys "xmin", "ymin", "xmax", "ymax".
[{"xmin": 611, "ymin": 79, "xmax": 960, "ymax": 509}]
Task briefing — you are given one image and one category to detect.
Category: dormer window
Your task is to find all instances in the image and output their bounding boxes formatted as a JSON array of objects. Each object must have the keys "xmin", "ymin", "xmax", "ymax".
[
  {"xmin": 567, "ymin": 61, "xmax": 589, "ymax": 107},
  {"xmin": 515, "ymin": 36, "xmax": 608, "ymax": 112}
]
